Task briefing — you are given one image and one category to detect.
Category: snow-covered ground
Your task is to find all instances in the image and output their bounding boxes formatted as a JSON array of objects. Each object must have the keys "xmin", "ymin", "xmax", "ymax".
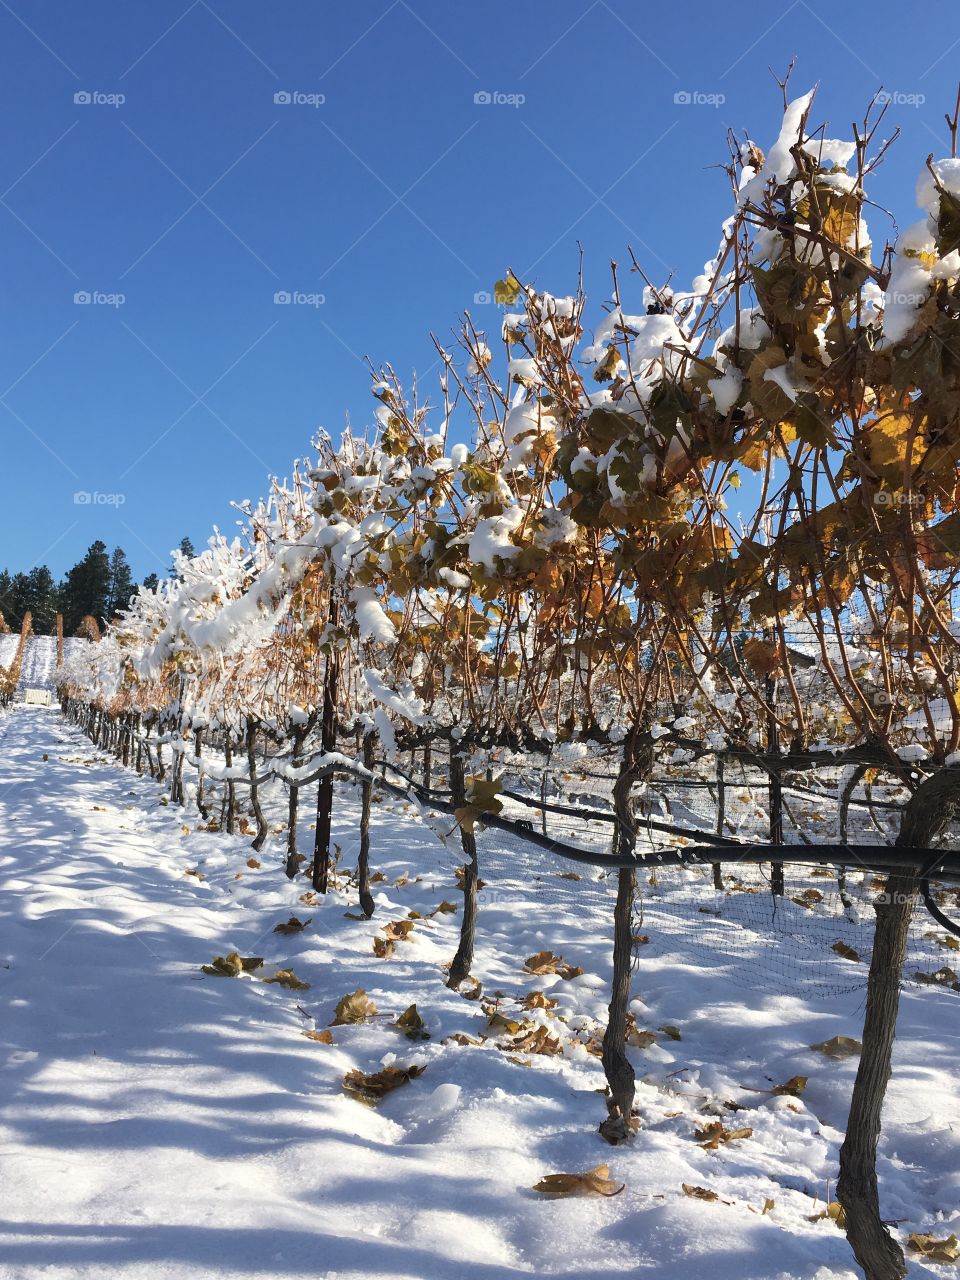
[
  {"xmin": 1, "ymin": 703, "xmax": 958, "ymax": 1280},
  {"xmin": 0, "ymin": 634, "xmax": 87, "ymax": 694}
]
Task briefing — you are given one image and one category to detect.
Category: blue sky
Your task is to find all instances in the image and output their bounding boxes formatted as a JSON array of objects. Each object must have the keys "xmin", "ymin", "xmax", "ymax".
[{"xmin": 2, "ymin": 0, "xmax": 959, "ymax": 582}]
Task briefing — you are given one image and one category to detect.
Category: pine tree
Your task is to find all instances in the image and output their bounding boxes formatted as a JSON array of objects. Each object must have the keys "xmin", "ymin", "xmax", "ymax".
[
  {"xmin": 61, "ymin": 541, "xmax": 111, "ymax": 634},
  {"xmin": 170, "ymin": 537, "xmax": 196, "ymax": 581},
  {"xmin": 141, "ymin": 572, "xmax": 160, "ymax": 593},
  {"xmin": 106, "ymin": 547, "xmax": 134, "ymax": 619}
]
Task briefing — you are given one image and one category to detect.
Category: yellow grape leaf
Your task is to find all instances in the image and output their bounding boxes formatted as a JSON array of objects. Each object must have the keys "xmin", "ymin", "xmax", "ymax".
[
  {"xmin": 494, "ymin": 273, "xmax": 521, "ymax": 306},
  {"xmin": 807, "ymin": 1201, "xmax": 846, "ymax": 1227},
  {"xmin": 772, "ymin": 1075, "xmax": 808, "ymax": 1097}
]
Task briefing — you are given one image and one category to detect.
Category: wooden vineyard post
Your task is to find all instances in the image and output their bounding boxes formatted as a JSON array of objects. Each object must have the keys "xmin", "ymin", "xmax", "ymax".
[
  {"xmin": 312, "ymin": 607, "xmax": 340, "ymax": 894},
  {"xmin": 600, "ymin": 723, "xmax": 650, "ymax": 1144},
  {"xmin": 838, "ymin": 767, "xmax": 960, "ymax": 1279},
  {"xmin": 446, "ymin": 749, "xmax": 479, "ymax": 990},
  {"xmin": 246, "ymin": 719, "xmax": 269, "ymax": 851}
]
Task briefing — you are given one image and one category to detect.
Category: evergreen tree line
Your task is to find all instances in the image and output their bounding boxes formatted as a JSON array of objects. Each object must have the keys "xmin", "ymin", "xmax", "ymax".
[{"xmin": 0, "ymin": 537, "xmax": 195, "ymax": 636}]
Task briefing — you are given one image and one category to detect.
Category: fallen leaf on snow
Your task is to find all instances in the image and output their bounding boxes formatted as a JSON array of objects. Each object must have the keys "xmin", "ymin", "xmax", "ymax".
[
  {"xmin": 394, "ymin": 1004, "xmax": 429, "ymax": 1040},
  {"xmin": 772, "ymin": 1075, "xmax": 808, "ymax": 1097},
  {"xmin": 303, "ymin": 1029, "xmax": 334, "ymax": 1044},
  {"xmin": 533, "ymin": 1165, "xmax": 624, "ymax": 1197},
  {"xmin": 694, "ymin": 1121, "xmax": 753, "ymax": 1149},
  {"xmin": 342, "ymin": 1064, "xmax": 425, "ymax": 1105},
  {"xmin": 831, "ymin": 941, "xmax": 861, "ymax": 963},
  {"xmin": 810, "ymin": 1035, "xmax": 861, "ymax": 1058},
  {"xmin": 524, "ymin": 950, "xmax": 584, "ymax": 980},
  {"xmin": 330, "ymin": 989, "xmax": 378, "ymax": 1025},
  {"xmin": 273, "ymin": 916, "xmax": 311, "ymax": 935},
  {"xmin": 262, "ymin": 968, "xmax": 310, "ymax": 991},
  {"xmin": 201, "ymin": 952, "xmax": 263, "ymax": 977},
  {"xmin": 907, "ymin": 1232, "xmax": 960, "ymax": 1262},
  {"xmin": 682, "ymin": 1183, "xmax": 720, "ymax": 1202}
]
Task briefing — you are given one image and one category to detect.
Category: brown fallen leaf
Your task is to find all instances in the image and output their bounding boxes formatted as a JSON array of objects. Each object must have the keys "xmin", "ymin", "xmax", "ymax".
[
  {"xmin": 682, "ymin": 1183, "xmax": 720, "ymax": 1202},
  {"xmin": 185, "ymin": 868, "xmax": 205, "ymax": 880},
  {"xmin": 524, "ymin": 950, "xmax": 584, "ymax": 980},
  {"xmin": 907, "ymin": 1232, "xmax": 960, "ymax": 1263},
  {"xmin": 273, "ymin": 915, "xmax": 311, "ymax": 935},
  {"xmin": 533, "ymin": 1165, "xmax": 624, "ymax": 1197},
  {"xmin": 373, "ymin": 937, "xmax": 396, "ymax": 958},
  {"xmin": 382, "ymin": 919, "xmax": 416, "ymax": 942},
  {"xmin": 246, "ymin": 857, "xmax": 261, "ymax": 869},
  {"xmin": 394, "ymin": 1004, "xmax": 429, "ymax": 1040},
  {"xmin": 915, "ymin": 965, "xmax": 960, "ymax": 990},
  {"xmin": 201, "ymin": 952, "xmax": 263, "ymax": 977},
  {"xmin": 625, "ymin": 1013, "xmax": 656, "ymax": 1048},
  {"xmin": 486, "ymin": 1009, "xmax": 524, "ymax": 1036},
  {"xmin": 303, "ymin": 1029, "xmax": 334, "ymax": 1044},
  {"xmin": 429, "ymin": 900, "xmax": 458, "ymax": 916},
  {"xmin": 924, "ymin": 930, "xmax": 960, "ymax": 952},
  {"xmin": 299, "ymin": 891, "xmax": 318, "ymax": 905},
  {"xmin": 342, "ymin": 1063, "xmax": 425, "ymax": 1105},
  {"xmin": 444, "ymin": 1032, "xmax": 484, "ymax": 1047},
  {"xmin": 810, "ymin": 1035, "xmax": 862, "ymax": 1058},
  {"xmin": 772, "ymin": 1075, "xmax": 808, "ymax": 1097},
  {"xmin": 521, "ymin": 991, "xmax": 558, "ymax": 1011},
  {"xmin": 659, "ymin": 1024, "xmax": 682, "ymax": 1041},
  {"xmin": 694, "ymin": 1120, "xmax": 753, "ymax": 1149},
  {"xmin": 832, "ymin": 941, "xmax": 861, "ymax": 963},
  {"xmin": 262, "ymin": 968, "xmax": 310, "ymax": 991},
  {"xmin": 762, "ymin": 1197, "xmax": 776, "ymax": 1215},
  {"xmin": 510, "ymin": 1025, "xmax": 562, "ymax": 1056},
  {"xmin": 330, "ymin": 988, "xmax": 378, "ymax": 1025}
]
